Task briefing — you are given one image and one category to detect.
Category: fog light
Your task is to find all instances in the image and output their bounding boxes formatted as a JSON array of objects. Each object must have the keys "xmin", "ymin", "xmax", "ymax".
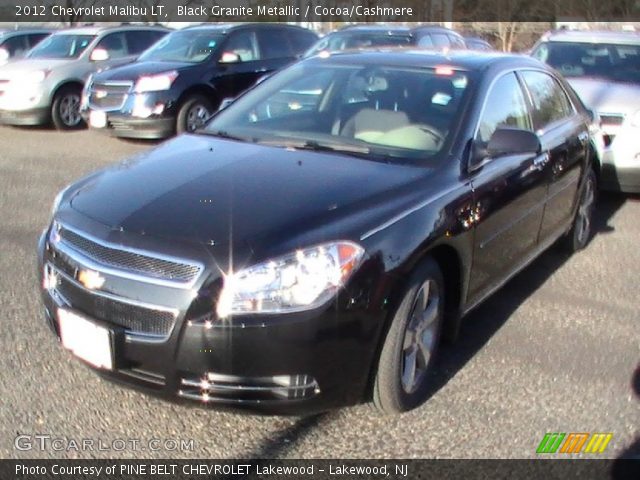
[{"xmin": 43, "ymin": 265, "xmax": 58, "ymax": 290}]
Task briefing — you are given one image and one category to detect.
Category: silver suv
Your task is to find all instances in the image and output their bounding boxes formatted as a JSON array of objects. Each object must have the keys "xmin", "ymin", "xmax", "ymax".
[
  {"xmin": 532, "ymin": 30, "xmax": 640, "ymax": 193},
  {"xmin": 0, "ymin": 25, "xmax": 168, "ymax": 130}
]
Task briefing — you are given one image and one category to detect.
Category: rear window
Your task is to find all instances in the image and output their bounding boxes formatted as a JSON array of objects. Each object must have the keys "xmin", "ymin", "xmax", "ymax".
[{"xmin": 533, "ymin": 41, "xmax": 640, "ymax": 84}]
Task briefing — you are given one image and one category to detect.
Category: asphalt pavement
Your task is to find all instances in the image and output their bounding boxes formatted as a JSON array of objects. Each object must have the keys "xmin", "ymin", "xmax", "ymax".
[{"xmin": 0, "ymin": 126, "xmax": 638, "ymax": 459}]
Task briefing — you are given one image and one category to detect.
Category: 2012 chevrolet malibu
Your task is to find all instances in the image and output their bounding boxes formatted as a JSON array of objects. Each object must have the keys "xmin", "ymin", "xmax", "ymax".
[{"xmin": 38, "ymin": 51, "xmax": 597, "ymax": 415}]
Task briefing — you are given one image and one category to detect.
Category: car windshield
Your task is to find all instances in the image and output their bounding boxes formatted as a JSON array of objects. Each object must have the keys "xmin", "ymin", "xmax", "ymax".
[
  {"xmin": 305, "ymin": 33, "xmax": 412, "ymax": 57},
  {"xmin": 28, "ymin": 34, "xmax": 95, "ymax": 59},
  {"xmin": 204, "ymin": 62, "xmax": 472, "ymax": 163},
  {"xmin": 533, "ymin": 41, "xmax": 640, "ymax": 84},
  {"xmin": 138, "ymin": 30, "xmax": 224, "ymax": 63}
]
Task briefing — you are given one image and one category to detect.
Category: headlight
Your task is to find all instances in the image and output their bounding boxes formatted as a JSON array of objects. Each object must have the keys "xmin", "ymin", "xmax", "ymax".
[
  {"xmin": 631, "ymin": 110, "xmax": 640, "ymax": 128},
  {"xmin": 134, "ymin": 71, "xmax": 178, "ymax": 93},
  {"xmin": 23, "ymin": 69, "xmax": 49, "ymax": 83},
  {"xmin": 216, "ymin": 241, "xmax": 365, "ymax": 318}
]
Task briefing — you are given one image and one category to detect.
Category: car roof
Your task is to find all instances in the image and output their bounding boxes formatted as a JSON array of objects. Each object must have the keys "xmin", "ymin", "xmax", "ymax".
[
  {"xmin": 55, "ymin": 25, "xmax": 169, "ymax": 36},
  {"xmin": 541, "ymin": 30, "xmax": 640, "ymax": 45},
  {"xmin": 306, "ymin": 49, "xmax": 543, "ymax": 72},
  {"xmin": 183, "ymin": 23, "xmax": 312, "ymax": 34},
  {"xmin": 337, "ymin": 25, "xmax": 411, "ymax": 34},
  {"xmin": 0, "ymin": 28, "xmax": 55, "ymax": 37},
  {"xmin": 411, "ymin": 25, "xmax": 463, "ymax": 36}
]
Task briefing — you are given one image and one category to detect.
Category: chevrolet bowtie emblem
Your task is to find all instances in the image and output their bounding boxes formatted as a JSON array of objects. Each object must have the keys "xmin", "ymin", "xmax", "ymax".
[{"xmin": 78, "ymin": 269, "xmax": 105, "ymax": 290}]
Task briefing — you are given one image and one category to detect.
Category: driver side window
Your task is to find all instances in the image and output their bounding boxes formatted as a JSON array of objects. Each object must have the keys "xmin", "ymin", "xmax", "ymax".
[
  {"xmin": 95, "ymin": 33, "xmax": 127, "ymax": 59},
  {"xmin": 222, "ymin": 31, "xmax": 259, "ymax": 62},
  {"xmin": 477, "ymin": 72, "xmax": 530, "ymax": 144}
]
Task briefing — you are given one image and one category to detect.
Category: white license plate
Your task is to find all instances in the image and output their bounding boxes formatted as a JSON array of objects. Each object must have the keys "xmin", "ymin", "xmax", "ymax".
[
  {"xmin": 89, "ymin": 110, "xmax": 107, "ymax": 128},
  {"xmin": 58, "ymin": 308, "xmax": 113, "ymax": 370}
]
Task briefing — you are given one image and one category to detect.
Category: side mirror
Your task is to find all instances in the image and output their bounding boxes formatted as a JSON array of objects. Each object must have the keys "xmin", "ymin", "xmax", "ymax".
[
  {"xmin": 218, "ymin": 97, "xmax": 235, "ymax": 111},
  {"xmin": 469, "ymin": 127, "xmax": 541, "ymax": 172},
  {"xmin": 0, "ymin": 48, "xmax": 9, "ymax": 63},
  {"xmin": 219, "ymin": 52, "xmax": 240, "ymax": 64},
  {"xmin": 90, "ymin": 48, "xmax": 109, "ymax": 62}
]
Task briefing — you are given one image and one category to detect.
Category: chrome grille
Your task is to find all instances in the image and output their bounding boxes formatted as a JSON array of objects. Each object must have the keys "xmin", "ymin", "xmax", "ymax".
[
  {"xmin": 89, "ymin": 81, "xmax": 132, "ymax": 111},
  {"xmin": 54, "ymin": 270, "xmax": 176, "ymax": 336},
  {"xmin": 58, "ymin": 225, "xmax": 202, "ymax": 284}
]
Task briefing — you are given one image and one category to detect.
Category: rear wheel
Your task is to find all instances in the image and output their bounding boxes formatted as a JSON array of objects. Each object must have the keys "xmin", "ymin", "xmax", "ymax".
[
  {"xmin": 373, "ymin": 257, "xmax": 444, "ymax": 414},
  {"xmin": 562, "ymin": 167, "xmax": 597, "ymax": 252},
  {"xmin": 51, "ymin": 86, "xmax": 84, "ymax": 130},
  {"xmin": 177, "ymin": 95, "xmax": 214, "ymax": 134}
]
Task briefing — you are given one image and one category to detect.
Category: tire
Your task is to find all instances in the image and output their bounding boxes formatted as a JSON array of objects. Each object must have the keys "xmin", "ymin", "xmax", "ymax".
[
  {"xmin": 51, "ymin": 85, "xmax": 84, "ymax": 130},
  {"xmin": 176, "ymin": 95, "xmax": 214, "ymax": 134},
  {"xmin": 373, "ymin": 257, "xmax": 445, "ymax": 414},
  {"xmin": 561, "ymin": 167, "xmax": 597, "ymax": 253}
]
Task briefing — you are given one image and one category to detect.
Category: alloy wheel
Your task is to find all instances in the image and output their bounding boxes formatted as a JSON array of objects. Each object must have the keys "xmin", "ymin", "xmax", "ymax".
[
  {"xmin": 576, "ymin": 175, "xmax": 595, "ymax": 245},
  {"xmin": 186, "ymin": 104, "xmax": 210, "ymax": 132},
  {"xmin": 59, "ymin": 93, "xmax": 82, "ymax": 127},
  {"xmin": 401, "ymin": 279, "xmax": 440, "ymax": 394}
]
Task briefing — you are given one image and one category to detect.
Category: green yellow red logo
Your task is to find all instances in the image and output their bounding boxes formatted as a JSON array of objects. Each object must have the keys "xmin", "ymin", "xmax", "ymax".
[{"xmin": 537, "ymin": 433, "xmax": 613, "ymax": 454}]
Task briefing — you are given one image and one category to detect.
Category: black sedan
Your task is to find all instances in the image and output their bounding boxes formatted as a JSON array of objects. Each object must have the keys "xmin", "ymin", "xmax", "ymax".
[{"xmin": 39, "ymin": 50, "xmax": 597, "ymax": 415}]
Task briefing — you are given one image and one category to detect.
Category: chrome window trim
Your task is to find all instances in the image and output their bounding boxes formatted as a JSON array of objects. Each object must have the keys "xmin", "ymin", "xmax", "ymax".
[
  {"xmin": 472, "ymin": 66, "xmax": 579, "ymax": 142},
  {"xmin": 53, "ymin": 221, "xmax": 204, "ymax": 290}
]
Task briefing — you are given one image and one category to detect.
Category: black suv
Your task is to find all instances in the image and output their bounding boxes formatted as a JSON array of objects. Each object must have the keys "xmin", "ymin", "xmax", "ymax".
[{"xmin": 82, "ymin": 23, "xmax": 318, "ymax": 139}]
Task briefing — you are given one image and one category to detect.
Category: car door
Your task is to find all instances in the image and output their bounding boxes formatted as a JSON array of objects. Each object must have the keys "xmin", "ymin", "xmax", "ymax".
[
  {"xmin": 519, "ymin": 70, "xmax": 587, "ymax": 242},
  {"xmin": 467, "ymin": 71, "xmax": 548, "ymax": 302},
  {"xmin": 212, "ymin": 28, "xmax": 265, "ymax": 99}
]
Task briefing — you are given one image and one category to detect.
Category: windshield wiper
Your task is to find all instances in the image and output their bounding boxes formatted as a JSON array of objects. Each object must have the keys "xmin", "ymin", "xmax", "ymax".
[
  {"xmin": 259, "ymin": 138, "xmax": 371, "ymax": 156},
  {"xmin": 196, "ymin": 129, "xmax": 247, "ymax": 142}
]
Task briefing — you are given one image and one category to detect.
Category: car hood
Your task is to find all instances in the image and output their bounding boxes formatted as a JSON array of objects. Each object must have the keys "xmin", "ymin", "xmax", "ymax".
[
  {"xmin": 68, "ymin": 134, "xmax": 427, "ymax": 248},
  {"xmin": 567, "ymin": 77, "xmax": 640, "ymax": 115},
  {"xmin": 94, "ymin": 61, "xmax": 194, "ymax": 81},
  {"xmin": 0, "ymin": 58, "xmax": 72, "ymax": 79}
]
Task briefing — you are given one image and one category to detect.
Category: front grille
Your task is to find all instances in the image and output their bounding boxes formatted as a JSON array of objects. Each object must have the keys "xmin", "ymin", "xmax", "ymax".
[
  {"xmin": 89, "ymin": 81, "xmax": 132, "ymax": 111},
  {"xmin": 58, "ymin": 225, "xmax": 202, "ymax": 284},
  {"xmin": 599, "ymin": 113, "xmax": 625, "ymax": 126},
  {"xmin": 55, "ymin": 271, "xmax": 176, "ymax": 336}
]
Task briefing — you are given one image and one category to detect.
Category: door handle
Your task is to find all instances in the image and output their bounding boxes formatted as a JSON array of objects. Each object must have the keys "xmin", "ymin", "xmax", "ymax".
[{"xmin": 533, "ymin": 152, "xmax": 550, "ymax": 170}]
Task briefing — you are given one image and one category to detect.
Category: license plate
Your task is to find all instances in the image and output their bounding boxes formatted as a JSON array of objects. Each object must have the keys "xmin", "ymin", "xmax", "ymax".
[
  {"xmin": 89, "ymin": 110, "xmax": 107, "ymax": 128},
  {"xmin": 58, "ymin": 308, "xmax": 113, "ymax": 370}
]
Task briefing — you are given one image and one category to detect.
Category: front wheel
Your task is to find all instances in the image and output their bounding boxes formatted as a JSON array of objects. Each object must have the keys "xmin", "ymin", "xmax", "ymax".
[
  {"xmin": 176, "ymin": 95, "xmax": 214, "ymax": 134},
  {"xmin": 562, "ymin": 167, "xmax": 597, "ymax": 252},
  {"xmin": 51, "ymin": 86, "xmax": 84, "ymax": 130},
  {"xmin": 373, "ymin": 257, "xmax": 444, "ymax": 414}
]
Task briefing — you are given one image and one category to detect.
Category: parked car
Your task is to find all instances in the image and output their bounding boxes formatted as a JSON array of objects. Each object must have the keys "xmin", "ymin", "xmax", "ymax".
[
  {"xmin": 532, "ymin": 30, "xmax": 640, "ymax": 192},
  {"xmin": 0, "ymin": 28, "xmax": 54, "ymax": 66},
  {"xmin": 0, "ymin": 25, "xmax": 169, "ymax": 130},
  {"xmin": 82, "ymin": 23, "xmax": 318, "ymax": 139},
  {"xmin": 304, "ymin": 25, "xmax": 413, "ymax": 58},
  {"xmin": 39, "ymin": 50, "xmax": 597, "ymax": 415},
  {"xmin": 411, "ymin": 25, "xmax": 467, "ymax": 49},
  {"xmin": 464, "ymin": 36, "xmax": 493, "ymax": 51}
]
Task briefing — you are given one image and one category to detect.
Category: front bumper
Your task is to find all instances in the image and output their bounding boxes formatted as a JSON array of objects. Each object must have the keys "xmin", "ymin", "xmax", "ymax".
[
  {"xmin": 82, "ymin": 90, "xmax": 177, "ymax": 139},
  {"xmin": 37, "ymin": 216, "xmax": 384, "ymax": 415},
  {"xmin": 596, "ymin": 124, "xmax": 640, "ymax": 193},
  {"xmin": 0, "ymin": 106, "xmax": 49, "ymax": 126},
  {"xmin": 88, "ymin": 112, "xmax": 175, "ymax": 140}
]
